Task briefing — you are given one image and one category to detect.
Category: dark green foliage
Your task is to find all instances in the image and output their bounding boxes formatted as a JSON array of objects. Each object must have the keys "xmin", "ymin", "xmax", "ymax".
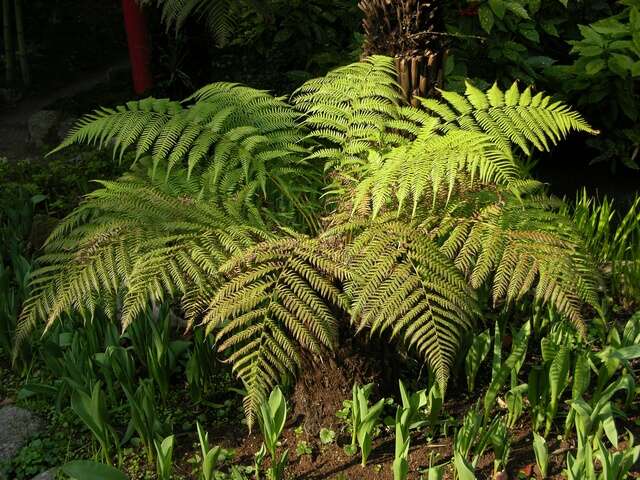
[{"xmin": 443, "ymin": 0, "xmax": 639, "ymax": 169}]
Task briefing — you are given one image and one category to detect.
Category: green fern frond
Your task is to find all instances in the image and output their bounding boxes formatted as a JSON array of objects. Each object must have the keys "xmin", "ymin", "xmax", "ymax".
[
  {"xmin": 204, "ymin": 236, "xmax": 350, "ymax": 428},
  {"xmin": 439, "ymin": 193, "xmax": 601, "ymax": 336},
  {"xmin": 336, "ymin": 217, "xmax": 479, "ymax": 393},
  {"xmin": 51, "ymin": 84, "xmax": 319, "ymax": 230},
  {"xmin": 16, "ymin": 167, "xmax": 269, "ymax": 346},
  {"xmin": 422, "ymin": 81, "xmax": 598, "ymax": 156},
  {"xmin": 354, "ymin": 123, "xmax": 518, "ymax": 216},
  {"xmin": 293, "ymin": 55, "xmax": 404, "ymax": 173}
]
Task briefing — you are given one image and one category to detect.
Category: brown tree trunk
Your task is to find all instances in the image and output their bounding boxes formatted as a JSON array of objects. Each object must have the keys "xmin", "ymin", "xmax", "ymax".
[{"xmin": 359, "ymin": 0, "xmax": 445, "ymax": 105}]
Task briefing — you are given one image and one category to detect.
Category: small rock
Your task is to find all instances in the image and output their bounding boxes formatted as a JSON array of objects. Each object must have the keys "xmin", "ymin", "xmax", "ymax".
[
  {"xmin": 0, "ymin": 406, "xmax": 43, "ymax": 464},
  {"xmin": 30, "ymin": 468, "xmax": 57, "ymax": 480},
  {"xmin": 27, "ymin": 110, "xmax": 63, "ymax": 148}
]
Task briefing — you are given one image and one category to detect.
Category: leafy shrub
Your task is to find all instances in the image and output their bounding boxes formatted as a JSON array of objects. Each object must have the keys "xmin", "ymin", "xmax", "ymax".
[
  {"xmin": 444, "ymin": 0, "xmax": 639, "ymax": 169},
  {"xmin": 0, "ymin": 148, "xmax": 128, "ymax": 218},
  {"xmin": 546, "ymin": 2, "xmax": 640, "ymax": 168}
]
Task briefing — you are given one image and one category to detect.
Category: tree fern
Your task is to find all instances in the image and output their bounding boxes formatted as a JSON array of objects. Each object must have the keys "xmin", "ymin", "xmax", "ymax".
[{"xmin": 19, "ymin": 56, "xmax": 604, "ymax": 426}]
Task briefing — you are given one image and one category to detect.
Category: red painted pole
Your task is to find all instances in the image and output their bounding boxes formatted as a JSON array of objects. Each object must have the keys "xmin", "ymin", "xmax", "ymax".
[{"xmin": 121, "ymin": 0, "xmax": 153, "ymax": 94}]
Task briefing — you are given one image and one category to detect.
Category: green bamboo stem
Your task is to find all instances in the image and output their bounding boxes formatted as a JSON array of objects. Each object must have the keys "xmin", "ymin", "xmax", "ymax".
[
  {"xmin": 14, "ymin": 0, "xmax": 28, "ymax": 86},
  {"xmin": 2, "ymin": 0, "xmax": 15, "ymax": 85}
]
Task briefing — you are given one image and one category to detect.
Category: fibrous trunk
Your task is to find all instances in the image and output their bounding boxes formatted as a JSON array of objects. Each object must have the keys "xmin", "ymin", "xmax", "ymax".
[{"xmin": 359, "ymin": 0, "xmax": 444, "ymax": 105}]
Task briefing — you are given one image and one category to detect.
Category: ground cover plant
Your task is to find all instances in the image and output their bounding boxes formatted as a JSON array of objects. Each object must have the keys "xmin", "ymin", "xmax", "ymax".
[{"xmin": 1, "ymin": 2, "xmax": 640, "ymax": 480}]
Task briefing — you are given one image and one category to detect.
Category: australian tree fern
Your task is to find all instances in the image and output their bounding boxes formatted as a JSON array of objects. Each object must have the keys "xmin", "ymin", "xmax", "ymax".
[{"xmin": 20, "ymin": 57, "xmax": 604, "ymax": 425}]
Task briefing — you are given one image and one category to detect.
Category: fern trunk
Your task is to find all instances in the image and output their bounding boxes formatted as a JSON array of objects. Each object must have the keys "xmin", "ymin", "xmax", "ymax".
[{"xmin": 359, "ymin": 0, "xmax": 444, "ymax": 105}]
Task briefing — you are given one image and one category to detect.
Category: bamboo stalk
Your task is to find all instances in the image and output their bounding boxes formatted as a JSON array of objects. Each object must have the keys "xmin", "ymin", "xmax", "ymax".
[
  {"xmin": 2, "ymin": 0, "xmax": 14, "ymax": 85},
  {"xmin": 14, "ymin": 0, "xmax": 28, "ymax": 86}
]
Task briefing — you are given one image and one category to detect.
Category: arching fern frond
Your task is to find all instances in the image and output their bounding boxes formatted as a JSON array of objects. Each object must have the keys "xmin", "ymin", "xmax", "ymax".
[
  {"xmin": 348, "ymin": 78, "xmax": 595, "ymax": 217},
  {"xmin": 421, "ymin": 81, "xmax": 598, "ymax": 156},
  {"xmin": 16, "ymin": 165, "xmax": 270, "ymax": 346},
  {"xmin": 354, "ymin": 120, "xmax": 518, "ymax": 216},
  {"xmin": 204, "ymin": 236, "xmax": 351, "ymax": 428},
  {"xmin": 436, "ymin": 190, "xmax": 602, "ymax": 336},
  {"xmin": 292, "ymin": 55, "xmax": 404, "ymax": 172},
  {"xmin": 334, "ymin": 217, "xmax": 479, "ymax": 393},
  {"xmin": 51, "ymin": 84, "xmax": 318, "ymax": 230}
]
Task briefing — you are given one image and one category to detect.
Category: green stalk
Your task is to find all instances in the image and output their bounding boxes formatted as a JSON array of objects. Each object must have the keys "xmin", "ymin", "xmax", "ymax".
[
  {"xmin": 2, "ymin": 0, "xmax": 14, "ymax": 84},
  {"xmin": 13, "ymin": 0, "xmax": 28, "ymax": 85}
]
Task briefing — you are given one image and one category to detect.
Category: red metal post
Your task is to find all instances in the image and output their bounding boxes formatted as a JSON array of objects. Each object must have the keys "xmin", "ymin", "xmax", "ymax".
[{"xmin": 121, "ymin": 0, "xmax": 153, "ymax": 94}]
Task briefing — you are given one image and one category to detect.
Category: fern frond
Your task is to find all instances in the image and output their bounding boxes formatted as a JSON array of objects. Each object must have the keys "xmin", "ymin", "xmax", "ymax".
[
  {"xmin": 293, "ymin": 55, "xmax": 405, "ymax": 173},
  {"xmin": 204, "ymin": 236, "xmax": 350, "ymax": 428},
  {"xmin": 354, "ymin": 122, "xmax": 518, "ymax": 216},
  {"xmin": 439, "ymin": 193, "xmax": 601, "ymax": 336},
  {"xmin": 16, "ymin": 167, "xmax": 269, "ymax": 346},
  {"xmin": 51, "ymin": 84, "xmax": 319, "ymax": 230},
  {"xmin": 422, "ymin": 81, "xmax": 598, "ymax": 156},
  {"xmin": 336, "ymin": 217, "xmax": 479, "ymax": 393}
]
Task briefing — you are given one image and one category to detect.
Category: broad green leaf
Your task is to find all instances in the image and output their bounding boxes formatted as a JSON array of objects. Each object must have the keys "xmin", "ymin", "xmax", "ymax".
[
  {"xmin": 599, "ymin": 403, "xmax": 618, "ymax": 448},
  {"xmin": 427, "ymin": 465, "xmax": 444, "ymax": 480},
  {"xmin": 393, "ymin": 457, "xmax": 409, "ymax": 480},
  {"xmin": 489, "ymin": 0, "xmax": 506, "ymax": 18},
  {"xmin": 532, "ymin": 432, "xmax": 548, "ymax": 477},
  {"xmin": 520, "ymin": 23, "xmax": 540, "ymax": 43},
  {"xmin": 454, "ymin": 451, "xmax": 477, "ymax": 480},
  {"xmin": 585, "ymin": 59, "xmax": 606, "ymax": 75},
  {"xmin": 572, "ymin": 353, "xmax": 591, "ymax": 398},
  {"xmin": 505, "ymin": 2, "xmax": 530, "ymax": 19},
  {"xmin": 465, "ymin": 329, "xmax": 491, "ymax": 392},
  {"xmin": 484, "ymin": 322, "xmax": 530, "ymax": 416},
  {"xmin": 478, "ymin": 5, "xmax": 495, "ymax": 33},
  {"xmin": 612, "ymin": 345, "xmax": 640, "ymax": 360},
  {"xmin": 61, "ymin": 460, "xmax": 128, "ymax": 480},
  {"xmin": 609, "ymin": 54, "xmax": 635, "ymax": 77}
]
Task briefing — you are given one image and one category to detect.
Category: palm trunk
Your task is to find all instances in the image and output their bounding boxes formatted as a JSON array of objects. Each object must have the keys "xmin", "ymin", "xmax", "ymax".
[
  {"xmin": 359, "ymin": 0, "xmax": 445, "ymax": 105},
  {"xmin": 2, "ymin": 0, "xmax": 15, "ymax": 85},
  {"xmin": 14, "ymin": 0, "xmax": 29, "ymax": 86}
]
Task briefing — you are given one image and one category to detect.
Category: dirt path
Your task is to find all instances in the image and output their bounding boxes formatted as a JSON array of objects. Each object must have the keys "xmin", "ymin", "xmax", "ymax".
[{"xmin": 0, "ymin": 58, "xmax": 129, "ymax": 161}]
